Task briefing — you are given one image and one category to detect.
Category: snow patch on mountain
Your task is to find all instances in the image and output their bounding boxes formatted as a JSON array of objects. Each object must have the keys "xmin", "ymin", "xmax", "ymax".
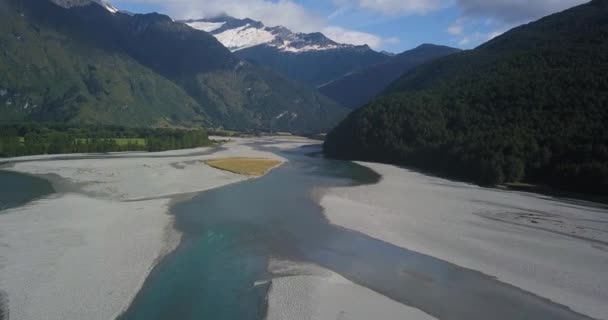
[
  {"xmin": 99, "ymin": 0, "xmax": 117, "ymax": 13},
  {"xmin": 186, "ymin": 21, "xmax": 225, "ymax": 33},
  {"xmin": 278, "ymin": 43, "xmax": 340, "ymax": 53},
  {"xmin": 51, "ymin": 0, "xmax": 118, "ymax": 13},
  {"xmin": 214, "ymin": 24, "xmax": 277, "ymax": 51}
]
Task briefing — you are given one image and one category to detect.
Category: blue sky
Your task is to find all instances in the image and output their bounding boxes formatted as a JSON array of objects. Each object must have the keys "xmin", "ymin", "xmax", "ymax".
[{"xmin": 112, "ymin": 0, "xmax": 587, "ymax": 53}]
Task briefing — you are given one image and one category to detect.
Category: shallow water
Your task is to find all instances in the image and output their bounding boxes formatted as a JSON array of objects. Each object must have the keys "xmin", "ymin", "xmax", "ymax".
[
  {"xmin": 120, "ymin": 146, "xmax": 593, "ymax": 320},
  {"xmin": 0, "ymin": 170, "xmax": 53, "ymax": 211}
]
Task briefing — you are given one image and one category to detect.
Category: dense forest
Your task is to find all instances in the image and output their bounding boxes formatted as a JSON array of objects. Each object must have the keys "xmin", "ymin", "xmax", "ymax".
[
  {"xmin": 324, "ymin": 0, "xmax": 608, "ymax": 195},
  {"xmin": 0, "ymin": 124, "xmax": 211, "ymax": 157}
]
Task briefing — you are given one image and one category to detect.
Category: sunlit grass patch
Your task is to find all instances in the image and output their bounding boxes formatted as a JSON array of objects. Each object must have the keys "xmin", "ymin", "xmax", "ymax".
[{"xmin": 204, "ymin": 157, "xmax": 283, "ymax": 176}]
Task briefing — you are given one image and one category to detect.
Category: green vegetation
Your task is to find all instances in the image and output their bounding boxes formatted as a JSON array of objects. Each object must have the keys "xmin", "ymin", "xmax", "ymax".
[
  {"xmin": 0, "ymin": 0, "xmax": 206, "ymax": 127},
  {"xmin": 189, "ymin": 65, "xmax": 348, "ymax": 133},
  {"xmin": 204, "ymin": 158, "xmax": 283, "ymax": 176},
  {"xmin": 320, "ymin": 44, "xmax": 460, "ymax": 109},
  {"xmin": 75, "ymin": 138, "xmax": 147, "ymax": 147},
  {"xmin": 0, "ymin": 123, "xmax": 210, "ymax": 157},
  {"xmin": 0, "ymin": 0, "xmax": 347, "ymax": 133},
  {"xmin": 324, "ymin": 0, "xmax": 608, "ymax": 195}
]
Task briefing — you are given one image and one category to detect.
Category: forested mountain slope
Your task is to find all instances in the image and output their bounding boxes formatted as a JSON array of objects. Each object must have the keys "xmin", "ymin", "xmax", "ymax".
[
  {"xmin": 0, "ymin": 0, "xmax": 347, "ymax": 132},
  {"xmin": 0, "ymin": 0, "xmax": 203, "ymax": 127},
  {"xmin": 319, "ymin": 44, "xmax": 460, "ymax": 109},
  {"xmin": 324, "ymin": 0, "xmax": 608, "ymax": 194}
]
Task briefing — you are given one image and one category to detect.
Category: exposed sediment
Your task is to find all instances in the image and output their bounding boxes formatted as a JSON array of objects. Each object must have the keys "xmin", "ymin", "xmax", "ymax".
[{"xmin": 0, "ymin": 137, "xmax": 297, "ymax": 320}]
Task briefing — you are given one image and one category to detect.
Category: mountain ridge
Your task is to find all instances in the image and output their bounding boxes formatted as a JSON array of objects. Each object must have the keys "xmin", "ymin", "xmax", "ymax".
[
  {"xmin": 184, "ymin": 15, "xmax": 390, "ymax": 86},
  {"xmin": 183, "ymin": 16, "xmax": 370, "ymax": 53}
]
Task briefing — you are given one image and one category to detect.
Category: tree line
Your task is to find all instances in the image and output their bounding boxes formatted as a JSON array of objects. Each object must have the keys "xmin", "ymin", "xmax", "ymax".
[{"xmin": 0, "ymin": 123, "xmax": 211, "ymax": 157}]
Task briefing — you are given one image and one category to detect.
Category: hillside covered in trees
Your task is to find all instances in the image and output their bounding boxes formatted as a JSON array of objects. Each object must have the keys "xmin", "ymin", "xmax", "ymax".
[
  {"xmin": 324, "ymin": 0, "xmax": 608, "ymax": 195},
  {"xmin": 0, "ymin": 0, "xmax": 347, "ymax": 133}
]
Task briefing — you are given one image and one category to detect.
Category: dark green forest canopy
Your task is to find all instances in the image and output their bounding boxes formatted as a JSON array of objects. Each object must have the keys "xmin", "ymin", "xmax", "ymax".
[
  {"xmin": 0, "ymin": 123, "xmax": 211, "ymax": 157},
  {"xmin": 324, "ymin": 0, "xmax": 608, "ymax": 195}
]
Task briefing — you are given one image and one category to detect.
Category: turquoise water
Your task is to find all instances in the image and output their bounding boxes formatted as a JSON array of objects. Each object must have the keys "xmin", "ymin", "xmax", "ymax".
[
  {"xmin": 0, "ymin": 170, "xmax": 53, "ymax": 211},
  {"xmin": 119, "ymin": 224, "xmax": 269, "ymax": 319},
  {"xmin": 119, "ymin": 150, "xmax": 372, "ymax": 320},
  {"xmin": 120, "ymin": 146, "xmax": 593, "ymax": 320}
]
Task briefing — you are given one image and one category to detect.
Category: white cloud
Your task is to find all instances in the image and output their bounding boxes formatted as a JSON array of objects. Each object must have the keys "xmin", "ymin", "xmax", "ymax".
[
  {"xmin": 447, "ymin": 0, "xmax": 586, "ymax": 48},
  {"xmin": 455, "ymin": 0, "xmax": 587, "ymax": 23},
  {"xmin": 333, "ymin": 0, "xmax": 447, "ymax": 15},
  {"xmin": 357, "ymin": 0, "xmax": 445, "ymax": 15},
  {"xmin": 486, "ymin": 30, "xmax": 504, "ymax": 40},
  {"xmin": 384, "ymin": 37, "xmax": 401, "ymax": 45},
  {"xmin": 447, "ymin": 24, "xmax": 463, "ymax": 35},
  {"xmin": 450, "ymin": 22, "xmax": 513, "ymax": 48},
  {"xmin": 447, "ymin": 18, "xmax": 466, "ymax": 35},
  {"xmin": 334, "ymin": 0, "xmax": 587, "ymax": 21},
  {"xmin": 323, "ymin": 26, "xmax": 400, "ymax": 49},
  {"xmin": 456, "ymin": 29, "xmax": 504, "ymax": 47},
  {"xmin": 114, "ymin": 0, "xmax": 324, "ymax": 32}
]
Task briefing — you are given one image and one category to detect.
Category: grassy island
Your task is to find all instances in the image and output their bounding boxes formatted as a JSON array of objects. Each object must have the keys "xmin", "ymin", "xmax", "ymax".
[{"xmin": 204, "ymin": 158, "xmax": 282, "ymax": 176}]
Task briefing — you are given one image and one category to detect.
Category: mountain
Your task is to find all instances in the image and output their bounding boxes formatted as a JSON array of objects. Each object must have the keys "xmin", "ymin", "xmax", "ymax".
[
  {"xmin": 0, "ymin": 0, "xmax": 204, "ymax": 127},
  {"xmin": 184, "ymin": 16, "xmax": 390, "ymax": 86},
  {"xmin": 0, "ymin": 0, "xmax": 348, "ymax": 132},
  {"xmin": 319, "ymin": 44, "xmax": 460, "ymax": 109},
  {"xmin": 183, "ymin": 16, "xmax": 347, "ymax": 53},
  {"xmin": 324, "ymin": 0, "xmax": 608, "ymax": 195}
]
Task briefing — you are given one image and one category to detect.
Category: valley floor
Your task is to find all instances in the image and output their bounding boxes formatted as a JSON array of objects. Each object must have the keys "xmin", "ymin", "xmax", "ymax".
[
  {"xmin": 1, "ymin": 137, "xmax": 607, "ymax": 320},
  {"xmin": 266, "ymin": 259, "xmax": 437, "ymax": 320}
]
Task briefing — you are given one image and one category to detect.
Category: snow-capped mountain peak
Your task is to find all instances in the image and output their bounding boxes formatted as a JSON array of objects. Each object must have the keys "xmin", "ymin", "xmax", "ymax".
[
  {"xmin": 51, "ymin": 0, "xmax": 118, "ymax": 13},
  {"xmin": 182, "ymin": 16, "xmax": 360, "ymax": 53}
]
